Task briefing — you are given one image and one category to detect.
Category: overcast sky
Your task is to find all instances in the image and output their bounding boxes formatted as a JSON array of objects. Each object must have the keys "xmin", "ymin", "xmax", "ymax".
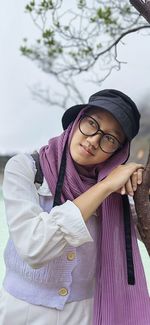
[{"xmin": 0, "ymin": 1, "xmax": 150, "ymax": 154}]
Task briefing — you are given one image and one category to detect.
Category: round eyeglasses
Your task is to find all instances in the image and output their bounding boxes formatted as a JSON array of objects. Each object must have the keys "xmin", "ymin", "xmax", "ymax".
[{"xmin": 79, "ymin": 115, "xmax": 123, "ymax": 154}]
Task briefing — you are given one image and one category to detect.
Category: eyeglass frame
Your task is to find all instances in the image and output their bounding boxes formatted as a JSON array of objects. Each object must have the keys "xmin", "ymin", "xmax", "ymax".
[{"xmin": 78, "ymin": 114, "xmax": 124, "ymax": 154}]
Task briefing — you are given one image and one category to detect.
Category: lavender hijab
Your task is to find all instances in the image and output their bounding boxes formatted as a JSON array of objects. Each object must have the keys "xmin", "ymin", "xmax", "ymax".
[{"xmin": 39, "ymin": 108, "xmax": 150, "ymax": 324}]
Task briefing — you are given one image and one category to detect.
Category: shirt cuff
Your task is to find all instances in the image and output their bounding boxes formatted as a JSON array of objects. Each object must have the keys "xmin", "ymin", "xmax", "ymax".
[{"xmin": 51, "ymin": 200, "xmax": 93, "ymax": 247}]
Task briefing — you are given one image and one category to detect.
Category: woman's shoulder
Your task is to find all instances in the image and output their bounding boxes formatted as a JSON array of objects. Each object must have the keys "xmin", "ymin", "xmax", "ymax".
[{"xmin": 4, "ymin": 153, "xmax": 37, "ymax": 179}]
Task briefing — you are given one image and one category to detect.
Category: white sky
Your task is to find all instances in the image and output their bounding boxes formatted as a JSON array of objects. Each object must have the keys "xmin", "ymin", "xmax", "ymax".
[{"xmin": 0, "ymin": 1, "xmax": 150, "ymax": 154}]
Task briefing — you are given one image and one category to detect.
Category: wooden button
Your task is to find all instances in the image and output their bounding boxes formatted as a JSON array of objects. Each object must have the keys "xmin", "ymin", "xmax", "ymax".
[
  {"xmin": 58, "ymin": 287, "xmax": 68, "ymax": 296},
  {"xmin": 67, "ymin": 252, "xmax": 76, "ymax": 261}
]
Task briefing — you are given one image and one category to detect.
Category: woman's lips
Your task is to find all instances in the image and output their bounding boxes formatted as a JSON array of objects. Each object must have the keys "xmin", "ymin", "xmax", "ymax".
[{"xmin": 80, "ymin": 145, "xmax": 94, "ymax": 156}]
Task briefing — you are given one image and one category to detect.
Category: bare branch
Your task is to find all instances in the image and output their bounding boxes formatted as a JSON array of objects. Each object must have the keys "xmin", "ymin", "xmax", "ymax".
[
  {"xmin": 93, "ymin": 25, "xmax": 150, "ymax": 64},
  {"xmin": 22, "ymin": 1, "xmax": 150, "ymax": 107}
]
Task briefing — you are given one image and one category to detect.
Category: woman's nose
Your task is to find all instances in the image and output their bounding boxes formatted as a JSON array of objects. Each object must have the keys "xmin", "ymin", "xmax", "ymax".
[{"xmin": 86, "ymin": 133, "xmax": 102, "ymax": 148}]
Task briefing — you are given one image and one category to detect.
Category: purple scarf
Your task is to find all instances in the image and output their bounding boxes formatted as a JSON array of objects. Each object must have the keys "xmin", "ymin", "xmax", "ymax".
[{"xmin": 39, "ymin": 109, "xmax": 150, "ymax": 324}]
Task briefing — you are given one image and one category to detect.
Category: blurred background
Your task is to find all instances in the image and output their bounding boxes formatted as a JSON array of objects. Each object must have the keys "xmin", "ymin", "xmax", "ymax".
[{"xmin": 0, "ymin": 1, "xmax": 150, "ymax": 286}]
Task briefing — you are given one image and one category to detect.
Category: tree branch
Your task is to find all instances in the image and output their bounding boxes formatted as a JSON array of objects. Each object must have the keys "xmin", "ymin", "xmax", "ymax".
[{"xmin": 93, "ymin": 25, "xmax": 150, "ymax": 64}]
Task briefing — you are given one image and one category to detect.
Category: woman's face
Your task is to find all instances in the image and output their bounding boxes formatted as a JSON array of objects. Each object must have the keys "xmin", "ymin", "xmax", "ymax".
[{"xmin": 70, "ymin": 108, "xmax": 126, "ymax": 166}]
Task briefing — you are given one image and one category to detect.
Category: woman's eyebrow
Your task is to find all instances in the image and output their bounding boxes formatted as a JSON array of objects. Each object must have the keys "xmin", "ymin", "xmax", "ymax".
[
  {"xmin": 106, "ymin": 129, "xmax": 122, "ymax": 138},
  {"xmin": 91, "ymin": 114, "xmax": 122, "ymax": 138}
]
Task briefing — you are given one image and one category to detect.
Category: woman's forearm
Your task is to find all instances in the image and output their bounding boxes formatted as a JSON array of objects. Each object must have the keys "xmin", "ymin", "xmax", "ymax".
[
  {"xmin": 73, "ymin": 163, "xmax": 144, "ymax": 222},
  {"xmin": 73, "ymin": 180, "xmax": 111, "ymax": 222}
]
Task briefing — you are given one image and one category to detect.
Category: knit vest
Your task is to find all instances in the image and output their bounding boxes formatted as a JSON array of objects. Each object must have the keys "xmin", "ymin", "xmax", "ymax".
[{"xmin": 3, "ymin": 192, "xmax": 98, "ymax": 310}]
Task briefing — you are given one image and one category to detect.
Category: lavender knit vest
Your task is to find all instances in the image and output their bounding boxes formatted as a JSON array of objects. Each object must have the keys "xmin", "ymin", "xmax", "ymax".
[{"xmin": 3, "ymin": 192, "xmax": 98, "ymax": 311}]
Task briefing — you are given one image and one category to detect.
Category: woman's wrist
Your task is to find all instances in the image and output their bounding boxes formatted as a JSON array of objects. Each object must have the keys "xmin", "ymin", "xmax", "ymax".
[
  {"xmin": 73, "ymin": 180, "xmax": 111, "ymax": 222},
  {"xmin": 99, "ymin": 178, "xmax": 113, "ymax": 197}
]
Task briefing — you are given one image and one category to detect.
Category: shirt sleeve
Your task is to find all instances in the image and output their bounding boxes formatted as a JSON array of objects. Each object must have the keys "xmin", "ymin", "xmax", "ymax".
[{"xmin": 3, "ymin": 154, "xmax": 93, "ymax": 268}]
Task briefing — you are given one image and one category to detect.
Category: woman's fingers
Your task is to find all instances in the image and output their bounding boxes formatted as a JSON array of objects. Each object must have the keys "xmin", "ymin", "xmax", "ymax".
[
  {"xmin": 137, "ymin": 168, "xmax": 144, "ymax": 184},
  {"xmin": 125, "ymin": 179, "xmax": 134, "ymax": 196},
  {"xmin": 106, "ymin": 163, "xmax": 145, "ymax": 194},
  {"xmin": 131, "ymin": 171, "xmax": 138, "ymax": 192},
  {"xmin": 120, "ymin": 168, "xmax": 144, "ymax": 196},
  {"xmin": 121, "ymin": 186, "xmax": 126, "ymax": 195},
  {"xmin": 130, "ymin": 168, "xmax": 144, "ymax": 192}
]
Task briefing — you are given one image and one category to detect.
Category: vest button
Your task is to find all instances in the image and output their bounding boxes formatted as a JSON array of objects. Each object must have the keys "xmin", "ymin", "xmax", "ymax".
[
  {"xmin": 67, "ymin": 252, "xmax": 76, "ymax": 261},
  {"xmin": 58, "ymin": 288, "xmax": 68, "ymax": 296}
]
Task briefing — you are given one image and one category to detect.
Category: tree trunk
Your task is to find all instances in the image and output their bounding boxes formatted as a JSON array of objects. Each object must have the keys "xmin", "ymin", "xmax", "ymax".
[
  {"xmin": 130, "ymin": 0, "xmax": 150, "ymax": 23},
  {"xmin": 134, "ymin": 148, "xmax": 150, "ymax": 254}
]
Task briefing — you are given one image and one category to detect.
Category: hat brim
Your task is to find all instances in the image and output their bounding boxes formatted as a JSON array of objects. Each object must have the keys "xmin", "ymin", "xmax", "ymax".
[{"xmin": 62, "ymin": 104, "xmax": 87, "ymax": 130}]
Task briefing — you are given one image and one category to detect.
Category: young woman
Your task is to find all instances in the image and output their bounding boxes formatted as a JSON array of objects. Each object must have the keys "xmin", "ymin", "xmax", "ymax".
[{"xmin": 0, "ymin": 89, "xmax": 150, "ymax": 325}]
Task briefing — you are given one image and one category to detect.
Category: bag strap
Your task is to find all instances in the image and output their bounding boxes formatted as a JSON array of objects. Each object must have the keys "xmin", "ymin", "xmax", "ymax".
[
  {"xmin": 31, "ymin": 143, "xmax": 67, "ymax": 207},
  {"xmin": 31, "ymin": 151, "xmax": 43, "ymax": 185},
  {"xmin": 52, "ymin": 142, "xmax": 67, "ymax": 207}
]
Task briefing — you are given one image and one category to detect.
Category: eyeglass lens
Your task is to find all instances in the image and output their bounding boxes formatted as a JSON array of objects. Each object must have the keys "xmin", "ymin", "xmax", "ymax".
[{"xmin": 79, "ymin": 116, "xmax": 120, "ymax": 153}]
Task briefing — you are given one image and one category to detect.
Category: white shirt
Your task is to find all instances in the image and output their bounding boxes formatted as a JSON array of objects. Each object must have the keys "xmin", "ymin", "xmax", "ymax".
[{"xmin": 2, "ymin": 153, "xmax": 94, "ymax": 269}]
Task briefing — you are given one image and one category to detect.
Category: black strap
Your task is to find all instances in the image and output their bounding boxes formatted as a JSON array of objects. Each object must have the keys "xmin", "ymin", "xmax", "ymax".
[
  {"xmin": 31, "ymin": 145, "xmax": 67, "ymax": 207},
  {"xmin": 122, "ymin": 195, "xmax": 135, "ymax": 285},
  {"xmin": 53, "ymin": 143, "xmax": 67, "ymax": 207},
  {"xmin": 31, "ymin": 152, "xmax": 43, "ymax": 185}
]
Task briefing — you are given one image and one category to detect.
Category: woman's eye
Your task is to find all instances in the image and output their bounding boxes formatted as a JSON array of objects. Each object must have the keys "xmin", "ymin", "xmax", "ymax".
[
  {"xmin": 89, "ymin": 120, "xmax": 94, "ymax": 126},
  {"xmin": 88, "ymin": 119, "xmax": 96, "ymax": 127},
  {"xmin": 105, "ymin": 135, "xmax": 115, "ymax": 143}
]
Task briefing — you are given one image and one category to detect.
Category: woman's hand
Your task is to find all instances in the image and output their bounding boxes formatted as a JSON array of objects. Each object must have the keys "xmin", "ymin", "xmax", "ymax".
[
  {"xmin": 118, "ymin": 168, "xmax": 144, "ymax": 196},
  {"xmin": 104, "ymin": 163, "xmax": 144, "ymax": 196}
]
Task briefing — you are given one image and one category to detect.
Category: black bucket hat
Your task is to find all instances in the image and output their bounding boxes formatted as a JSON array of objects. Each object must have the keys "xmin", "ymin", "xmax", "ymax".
[{"xmin": 62, "ymin": 89, "xmax": 141, "ymax": 141}]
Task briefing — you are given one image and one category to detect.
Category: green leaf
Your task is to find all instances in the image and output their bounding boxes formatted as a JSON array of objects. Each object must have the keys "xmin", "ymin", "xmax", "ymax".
[
  {"xmin": 30, "ymin": 1, "xmax": 35, "ymax": 7},
  {"xmin": 25, "ymin": 4, "xmax": 33, "ymax": 12},
  {"xmin": 40, "ymin": 0, "xmax": 54, "ymax": 10},
  {"xmin": 20, "ymin": 46, "xmax": 33, "ymax": 56},
  {"xmin": 42, "ymin": 29, "xmax": 54, "ymax": 38},
  {"xmin": 96, "ymin": 6, "xmax": 114, "ymax": 25}
]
